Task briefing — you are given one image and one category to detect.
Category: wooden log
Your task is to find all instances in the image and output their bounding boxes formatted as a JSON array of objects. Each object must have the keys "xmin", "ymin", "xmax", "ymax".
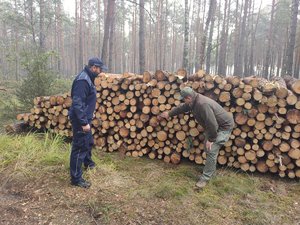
[
  {"xmin": 170, "ymin": 152, "xmax": 181, "ymax": 164},
  {"xmin": 17, "ymin": 70, "xmax": 300, "ymax": 179},
  {"xmin": 235, "ymin": 112, "xmax": 248, "ymax": 125},
  {"xmin": 286, "ymin": 109, "xmax": 300, "ymax": 124},
  {"xmin": 286, "ymin": 93, "xmax": 298, "ymax": 105},
  {"xmin": 157, "ymin": 131, "xmax": 168, "ymax": 142},
  {"xmin": 155, "ymin": 70, "xmax": 170, "ymax": 81},
  {"xmin": 148, "ymin": 151, "xmax": 157, "ymax": 159},
  {"xmin": 232, "ymin": 87, "xmax": 243, "ymax": 98},
  {"xmin": 245, "ymin": 150, "xmax": 256, "ymax": 161},
  {"xmin": 288, "ymin": 149, "xmax": 300, "ymax": 160},
  {"xmin": 189, "ymin": 128, "xmax": 199, "ymax": 137},
  {"xmin": 5, "ymin": 122, "xmax": 31, "ymax": 134},
  {"xmin": 176, "ymin": 131, "xmax": 186, "ymax": 141},
  {"xmin": 279, "ymin": 142, "xmax": 290, "ymax": 153},
  {"xmin": 177, "ymin": 68, "xmax": 187, "ymax": 80},
  {"xmin": 143, "ymin": 71, "xmax": 154, "ymax": 83},
  {"xmin": 226, "ymin": 76, "xmax": 240, "ymax": 87},
  {"xmin": 120, "ymin": 127, "xmax": 129, "ymax": 138},
  {"xmin": 256, "ymin": 161, "xmax": 268, "ymax": 173},
  {"xmin": 291, "ymin": 80, "xmax": 300, "ymax": 95},
  {"xmin": 219, "ymin": 91, "xmax": 231, "ymax": 103},
  {"xmin": 283, "ymin": 75, "xmax": 300, "ymax": 94},
  {"xmin": 218, "ymin": 155, "xmax": 227, "ymax": 165},
  {"xmin": 258, "ymin": 79, "xmax": 276, "ymax": 95}
]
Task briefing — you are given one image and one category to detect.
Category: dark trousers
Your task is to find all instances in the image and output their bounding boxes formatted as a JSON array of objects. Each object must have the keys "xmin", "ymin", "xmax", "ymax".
[{"xmin": 70, "ymin": 120, "xmax": 95, "ymax": 183}]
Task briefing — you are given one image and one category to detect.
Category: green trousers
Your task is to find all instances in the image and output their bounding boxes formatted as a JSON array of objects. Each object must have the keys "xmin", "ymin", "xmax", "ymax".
[{"xmin": 200, "ymin": 129, "xmax": 232, "ymax": 181}]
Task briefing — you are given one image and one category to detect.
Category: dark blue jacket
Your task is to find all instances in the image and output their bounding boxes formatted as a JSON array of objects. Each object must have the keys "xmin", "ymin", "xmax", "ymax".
[{"xmin": 69, "ymin": 66, "xmax": 97, "ymax": 126}]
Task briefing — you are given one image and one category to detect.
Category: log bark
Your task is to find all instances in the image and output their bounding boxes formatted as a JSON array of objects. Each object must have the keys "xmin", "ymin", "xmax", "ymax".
[{"xmin": 16, "ymin": 71, "xmax": 300, "ymax": 179}]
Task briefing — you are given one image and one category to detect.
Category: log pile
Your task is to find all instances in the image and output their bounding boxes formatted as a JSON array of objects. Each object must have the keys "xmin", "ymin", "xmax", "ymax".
[{"xmin": 17, "ymin": 70, "xmax": 300, "ymax": 179}]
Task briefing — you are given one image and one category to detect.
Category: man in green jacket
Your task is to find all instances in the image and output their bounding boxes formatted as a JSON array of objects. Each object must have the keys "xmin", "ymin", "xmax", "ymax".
[{"xmin": 159, "ymin": 87, "xmax": 234, "ymax": 189}]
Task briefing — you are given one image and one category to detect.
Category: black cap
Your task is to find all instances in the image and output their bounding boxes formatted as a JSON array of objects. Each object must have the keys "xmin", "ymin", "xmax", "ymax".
[{"xmin": 88, "ymin": 57, "xmax": 108, "ymax": 72}]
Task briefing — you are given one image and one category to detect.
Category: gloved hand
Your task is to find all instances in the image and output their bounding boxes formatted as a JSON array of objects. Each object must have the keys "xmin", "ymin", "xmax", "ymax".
[
  {"xmin": 158, "ymin": 111, "xmax": 169, "ymax": 121},
  {"xmin": 206, "ymin": 140, "xmax": 213, "ymax": 151}
]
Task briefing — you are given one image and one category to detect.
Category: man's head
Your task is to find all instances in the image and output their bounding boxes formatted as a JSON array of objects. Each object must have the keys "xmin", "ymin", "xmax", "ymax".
[
  {"xmin": 180, "ymin": 87, "xmax": 195, "ymax": 105},
  {"xmin": 88, "ymin": 57, "xmax": 108, "ymax": 75}
]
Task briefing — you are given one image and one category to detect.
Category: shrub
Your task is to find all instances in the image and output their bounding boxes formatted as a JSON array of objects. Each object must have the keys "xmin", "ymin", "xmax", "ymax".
[{"xmin": 16, "ymin": 51, "xmax": 57, "ymax": 110}]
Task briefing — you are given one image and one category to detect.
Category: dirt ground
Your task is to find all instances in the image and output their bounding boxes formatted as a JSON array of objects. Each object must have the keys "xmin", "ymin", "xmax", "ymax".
[{"xmin": 0, "ymin": 153, "xmax": 299, "ymax": 225}]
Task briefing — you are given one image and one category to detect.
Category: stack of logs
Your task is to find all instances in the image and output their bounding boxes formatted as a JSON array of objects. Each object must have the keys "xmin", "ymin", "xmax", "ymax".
[{"xmin": 17, "ymin": 70, "xmax": 300, "ymax": 179}]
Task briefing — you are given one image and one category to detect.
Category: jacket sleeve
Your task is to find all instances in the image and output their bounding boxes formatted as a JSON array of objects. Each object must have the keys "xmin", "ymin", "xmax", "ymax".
[
  {"xmin": 72, "ymin": 80, "xmax": 90, "ymax": 126},
  {"xmin": 169, "ymin": 103, "xmax": 190, "ymax": 117},
  {"xmin": 201, "ymin": 103, "xmax": 218, "ymax": 142}
]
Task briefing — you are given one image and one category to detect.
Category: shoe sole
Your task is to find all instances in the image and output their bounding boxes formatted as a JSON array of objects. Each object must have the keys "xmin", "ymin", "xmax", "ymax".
[{"xmin": 71, "ymin": 182, "xmax": 91, "ymax": 188}]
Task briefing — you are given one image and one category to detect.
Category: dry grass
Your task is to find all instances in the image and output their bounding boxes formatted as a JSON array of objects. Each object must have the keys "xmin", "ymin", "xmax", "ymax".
[{"xmin": 0, "ymin": 133, "xmax": 299, "ymax": 225}]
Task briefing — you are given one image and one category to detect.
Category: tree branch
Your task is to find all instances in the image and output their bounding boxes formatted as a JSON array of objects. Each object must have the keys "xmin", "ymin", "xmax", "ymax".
[{"xmin": 125, "ymin": 0, "xmax": 155, "ymax": 23}]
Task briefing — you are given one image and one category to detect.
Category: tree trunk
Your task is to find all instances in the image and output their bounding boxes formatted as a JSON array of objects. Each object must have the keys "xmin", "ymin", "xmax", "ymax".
[
  {"xmin": 234, "ymin": 0, "xmax": 249, "ymax": 76},
  {"xmin": 205, "ymin": 0, "xmax": 216, "ymax": 74},
  {"xmin": 102, "ymin": 0, "xmax": 115, "ymax": 65},
  {"xmin": 139, "ymin": 0, "xmax": 145, "ymax": 74},
  {"xmin": 75, "ymin": 0, "xmax": 79, "ymax": 71},
  {"xmin": 248, "ymin": 0, "xmax": 261, "ymax": 76},
  {"xmin": 121, "ymin": 0, "xmax": 126, "ymax": 72},
  {"xmin": 263, "ymin": 0, "xmax": 275, "ymax": 79},
  {"xmin": 218, "ymin": 0, "xmax": 230, "ymax": 76},
  {"xmin": 108, "ymin": 0, "xmax": 116, "ymax": 71},
  {"xmin": 194, "ymin": 0, "xmax": 203, "ymax": 72},
  {"xmin": 97, "ymin": 0, "xmax": 102, "ymax": 56},
  {"xmin": 233, "ymin": 0, "xmax": 241, "ymax": 76},
  {"xmin": 281, "ymin": 0, "xmax": 299, "ymax": 76},
  {"xmin": 294, "ymin": 47, "xmax": 300, "ymax": 79},
  {"xmin": 78, "ymin": 0, "xmax": 84, "ymax": 70},
  {"xmin": 214, "ymin": 2, "xmax": 221, "ymax": 75},
  {"xmin": 243, "ymin": 0, "xmax": 252, "ymax": 76},
  {"xmin": 56, "ymin": 0, "xmax": 64, "ymax": 74},
  {"xmin": 13, "ymin": 0, "xmax": 20, "ymax": 80},
  {"xmin": 199, "ymin": 0, "xmax": 215, "ymax": 70},
  {"xmin": 39, "ymin": 0, "xmax": 46, "ymax": 51},
  {"xmin": 182, "ymin": 0, "xmax": 189, "ymax": 69}
]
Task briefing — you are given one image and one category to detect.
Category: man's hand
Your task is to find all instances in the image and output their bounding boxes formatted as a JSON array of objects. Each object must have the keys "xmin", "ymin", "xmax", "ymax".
[
  {"xmin": 206, "ymin": 140, "xmax": 213, "ymax": 151},
  {"xmin": 158, "ymin": 111, "xmax": 169, "ymax": 121},
  {"xmin": 82, "ymin": 124, "xmax": 91, "ymax": 132}
]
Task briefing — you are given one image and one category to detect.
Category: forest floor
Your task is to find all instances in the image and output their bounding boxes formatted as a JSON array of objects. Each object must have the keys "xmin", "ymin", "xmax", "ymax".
[{"xmin": 0, "ymin": 134, "xmax": 299, "ymax": 225}]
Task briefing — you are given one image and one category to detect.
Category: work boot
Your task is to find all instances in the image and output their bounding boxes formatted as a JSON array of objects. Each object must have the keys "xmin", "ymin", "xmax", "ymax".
[
  {"xmin": 71, "ymin": 179, "xmax": 91, "ymax": 188},
  {"xmin": 195, "ymin": 179, "xmax": 207, "ymax": 189},
  {"xmin": 84, "ymin": 163, "xmax": 96, "ymax": 170}
]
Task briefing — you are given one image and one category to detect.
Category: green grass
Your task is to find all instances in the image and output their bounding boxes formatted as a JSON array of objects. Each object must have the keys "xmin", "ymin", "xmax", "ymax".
[
  {"xmin": 209, "ymin": 172, "xmax": 255, "ymax": 197},
  {"xmin": 240, "ymin": 208, "xmax": 268, "ymax": 225},
  {"xmin": 0, "ymin": 91, "xmax": 22, "ymax": 130},
  {"xmin": 0, "ymin": 133, "xmax": 299, "ymax": 225},
  {"xmin": 1, "ymin": 79, "xmax": 298, "ymax": 224},
  {"xmin": 0, "ymin": 133, "xmax": 69, "ymax": 181},
  {"xmin": 153, "ymin": 182, "xmax": 189, "ymax": 200}
]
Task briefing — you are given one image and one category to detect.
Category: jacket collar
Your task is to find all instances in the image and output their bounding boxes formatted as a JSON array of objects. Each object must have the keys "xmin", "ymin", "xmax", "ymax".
[
  {"xmin": 84, "ymin": 65, "xmax": 97, "ymax": 83},
  {"xmin": 190, "ymin": 92, "xmax": 198, "ymax": 109}
]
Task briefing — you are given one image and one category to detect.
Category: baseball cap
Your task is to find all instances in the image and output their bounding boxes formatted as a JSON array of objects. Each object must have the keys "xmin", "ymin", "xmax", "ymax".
[
  {"xmin": 179, "ymin": 87, "xmax": 194, "ymax": 100},
  {"xmin": 88, "ymin": 57, "xmax": 108, "ymax": 72}
]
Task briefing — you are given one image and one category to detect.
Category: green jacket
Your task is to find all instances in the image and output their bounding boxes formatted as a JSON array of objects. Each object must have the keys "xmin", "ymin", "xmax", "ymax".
[{"xmin": 169, "ymin": 93, "xmax": 234, "ymax": 142}]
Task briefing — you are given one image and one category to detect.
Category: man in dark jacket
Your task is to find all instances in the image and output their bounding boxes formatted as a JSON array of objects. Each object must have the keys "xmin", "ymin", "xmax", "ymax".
[
  {"xmin": 69, "ymin": 57, "xmax": 107, "ymax": 188},
  {"xmin": 159, "ymin": 87, "xmax": 234, "ymax": 189}
]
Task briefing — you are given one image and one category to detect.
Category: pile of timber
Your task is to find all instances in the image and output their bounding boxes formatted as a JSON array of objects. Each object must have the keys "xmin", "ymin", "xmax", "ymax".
[{"xmin": 17, "ymin": 70, "xmax": 300, "ymax": 179}]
